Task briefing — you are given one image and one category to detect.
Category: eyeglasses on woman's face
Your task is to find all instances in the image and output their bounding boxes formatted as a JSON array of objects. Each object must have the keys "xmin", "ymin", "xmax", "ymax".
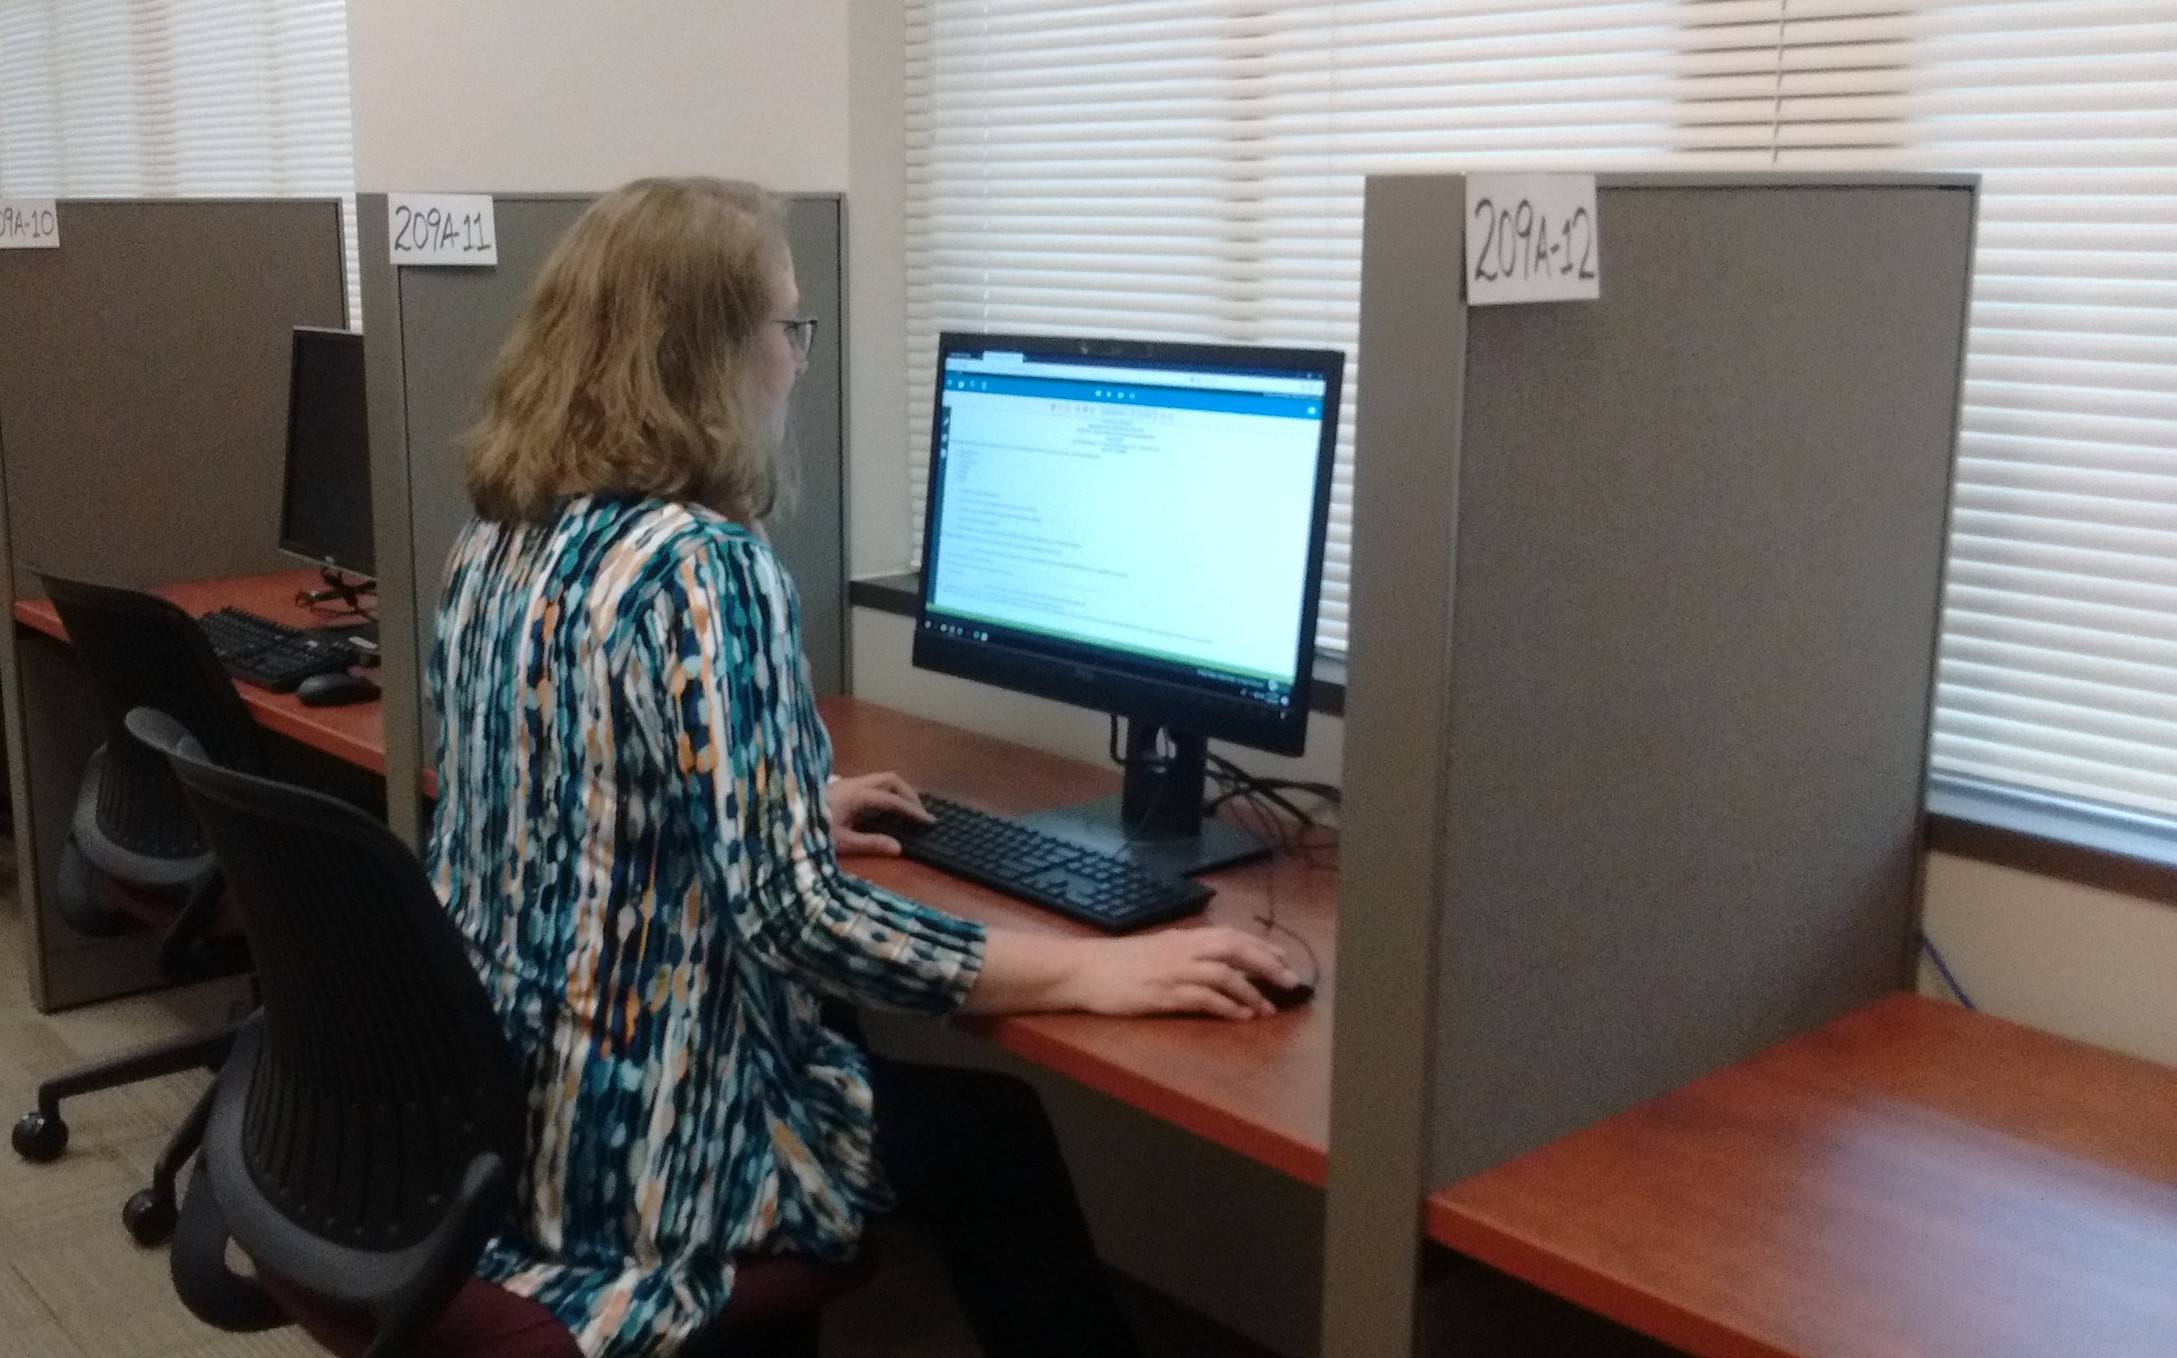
[{"xmin": 773, "ymin": 315, "xmax": 819, "ymax": 358}]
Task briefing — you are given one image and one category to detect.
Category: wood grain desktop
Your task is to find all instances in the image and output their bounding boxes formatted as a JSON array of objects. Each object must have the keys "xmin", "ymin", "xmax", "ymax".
[
  {"xmin": 820, "ymin": 696, "xmax": 1337, "ymax": 1186},
  {"xmin": 1428, "ymin": 993, "xmax": 2177, "ymax": 1358},
  {"xmin": 14, "ymin": 570, "xmax": 387, "ymax": 776}
]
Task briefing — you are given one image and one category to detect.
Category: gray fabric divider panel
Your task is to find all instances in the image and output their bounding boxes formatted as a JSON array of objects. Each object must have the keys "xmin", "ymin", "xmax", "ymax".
[
  {"xmin": 0, "ymin": 197, "xmax": 346, "ymax": 1007},
  {"xmin": 0, "ymin": 199, "xmax": 346, "ymax": 597},
  {"xmin": 390, "ymin": 193, "xmax": 849, "ymax": 762},
  {"xmin": 1426, "ymin": 178, "xmax": 1974, "ymax": 1184}
]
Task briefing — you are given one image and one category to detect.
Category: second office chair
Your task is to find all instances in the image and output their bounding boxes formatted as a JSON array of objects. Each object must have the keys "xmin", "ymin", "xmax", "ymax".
[{"xmin": 10, "ymin": 571, "xmax": 267, "ymax": 1245}]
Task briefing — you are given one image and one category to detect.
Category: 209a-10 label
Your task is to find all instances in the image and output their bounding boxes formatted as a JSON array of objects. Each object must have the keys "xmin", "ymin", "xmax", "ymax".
[{"xmin": 0, "ymin": 198, "xmax": 60, "ymax": 249}]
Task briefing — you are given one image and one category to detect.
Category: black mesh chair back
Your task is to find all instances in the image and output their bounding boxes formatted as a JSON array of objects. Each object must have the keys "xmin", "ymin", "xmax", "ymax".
[
  {"xmin": 128, "ymin": 708, "xmax": 523, "ymax": 1358},
  {"xmin": 39, "ymin": 571, "xmax": 265, "ymax": 868}
]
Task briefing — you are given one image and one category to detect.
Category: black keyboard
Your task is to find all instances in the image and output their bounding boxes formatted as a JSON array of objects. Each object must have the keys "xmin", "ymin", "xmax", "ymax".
[
  {"xmin": 196, "ymin": 607, "xmax": 352, "ymax": 692},
  {"xmin": 877, "ymin": 794, "xmax": 1212, "ymax": 933}
]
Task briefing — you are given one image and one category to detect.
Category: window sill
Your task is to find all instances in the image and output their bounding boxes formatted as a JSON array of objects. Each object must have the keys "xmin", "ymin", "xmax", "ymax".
[
  {"xmin": 849, "ymin": 572, "xmax": 1347, "ymax": 718},
  {"xmin": 1927, "ymin": 775, "xmax": 2177, "ymax": 903}
]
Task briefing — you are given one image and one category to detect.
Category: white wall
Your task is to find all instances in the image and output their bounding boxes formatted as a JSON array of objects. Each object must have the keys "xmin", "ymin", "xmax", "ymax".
[
  {"xmin": 346, "ymin": 1, "xmax": 849, "ymax": 193},
  {"xmin": 1921, "ymin": 853, "xmax": 2177, "ymax": 1065}
]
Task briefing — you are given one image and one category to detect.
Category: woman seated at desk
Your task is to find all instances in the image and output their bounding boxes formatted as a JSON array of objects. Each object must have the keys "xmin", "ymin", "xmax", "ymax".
[{"xmin": 427, "ymin": 177, "xmax": 1299, "ymax": 1358}]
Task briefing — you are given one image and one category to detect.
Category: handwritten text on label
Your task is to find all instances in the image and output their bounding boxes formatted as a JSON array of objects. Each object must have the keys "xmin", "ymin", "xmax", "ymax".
[
  {"xmin": 0, "ymin": 199, "xmax": 60, "ymax": 250},
  {"xmin": 1464, "ymin": 174, "xmax": 1600, "ymax": 305},
  {"xmin": 388, "ymin": 193, "xmax": 497, "ymax": 267}
]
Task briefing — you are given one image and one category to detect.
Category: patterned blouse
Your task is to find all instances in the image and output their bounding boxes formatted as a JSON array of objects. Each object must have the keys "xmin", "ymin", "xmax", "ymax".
[{"xmin": 424, "ymin": 495, "xmax": 987, "ymax": 1357}]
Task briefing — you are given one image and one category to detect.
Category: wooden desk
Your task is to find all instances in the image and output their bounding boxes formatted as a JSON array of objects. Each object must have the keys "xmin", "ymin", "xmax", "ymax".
[
  {"xmin": 11, "ymin": 577, "xmax": 1339, "ymax": 1185},
  {"xmin": 822, "ymin": 696, "xmax": 1336, "ymax": 1186},
  {"xmin": 1427, "ymin": 994, "xmax": 2177, "ymax": 1358},
  {"xmin": 13, "ymin": 569, "xmax": 387, "ymax": 775}
]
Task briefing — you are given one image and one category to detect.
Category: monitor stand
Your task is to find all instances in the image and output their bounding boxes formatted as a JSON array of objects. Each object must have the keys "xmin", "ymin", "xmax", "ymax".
[{"xmin": 1019, "ymin": 722, "xmax": 1271, "ymax": 879}]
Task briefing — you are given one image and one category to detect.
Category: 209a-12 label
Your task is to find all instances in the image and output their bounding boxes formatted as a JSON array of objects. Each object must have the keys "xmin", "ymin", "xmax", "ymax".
[{"xmin": 1464, "ymin": 174, "xmax": 1600, "ymax": 305}]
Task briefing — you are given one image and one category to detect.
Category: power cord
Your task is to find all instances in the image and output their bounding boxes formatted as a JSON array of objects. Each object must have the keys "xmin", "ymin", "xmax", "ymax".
[
  {"xmin": 1919, "ymin": 931, "xmax": 1975, "ymax": 1010},
  {"xmin": 1204, "ymin": 751, "xmax": 1340, "ymax": 872},
  {"xmin": 1107, "ymin": 720, "xmax": 1333, "ymax": 989},
  {"xmin": 1222, "ymin": 778, "xmax": 1324, "ymax": 995}
]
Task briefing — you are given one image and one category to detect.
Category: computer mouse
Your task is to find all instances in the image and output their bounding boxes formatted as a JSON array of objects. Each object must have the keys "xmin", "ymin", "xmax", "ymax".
[
  {"xmin": 296, "ymin": 671, "xmax": 380, "ymax": 707},
  {"xmin": 1258, "ymin": 979, "xmax": 1316, "ymax": 1011}
]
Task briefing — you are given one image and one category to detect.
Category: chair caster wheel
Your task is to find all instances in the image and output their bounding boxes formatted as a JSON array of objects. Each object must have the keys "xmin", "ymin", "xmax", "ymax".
[
  {"xmin": 12, "ymin": 1111, "xmax": 67, "ymax": 1162},
  {"xmin": 123, "ymin": 1188, "xmax": 177, "ymax": 1247}
]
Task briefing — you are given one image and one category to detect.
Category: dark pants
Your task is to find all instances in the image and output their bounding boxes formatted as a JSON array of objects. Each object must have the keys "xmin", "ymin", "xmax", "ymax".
[{"xmin": 870, "ymin": 1057, "xmax": 1144, "ymax": 1358}]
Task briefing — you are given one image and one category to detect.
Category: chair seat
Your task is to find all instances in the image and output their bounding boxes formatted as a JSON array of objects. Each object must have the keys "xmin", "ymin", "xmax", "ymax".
[
  {"xmin": 710, "ymin": 1249, "xmax": 880, "ymax": 1330},
  {"xmin": 259, "ymin": 1251, "xmax": 876, "ymax": 1358},
  {"xmin": 259, "ymin": 1272, "xmax": 582, "ymax": 1358}
]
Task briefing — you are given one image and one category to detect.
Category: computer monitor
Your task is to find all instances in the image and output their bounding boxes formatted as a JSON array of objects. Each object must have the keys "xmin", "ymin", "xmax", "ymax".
[
  {"xmin": 914, "ymin": 332, "xmax": 1344, "ymax": 876},
  {"xmin": 278, "ymin": 326, "xmax": 374, "ymax": 581}
]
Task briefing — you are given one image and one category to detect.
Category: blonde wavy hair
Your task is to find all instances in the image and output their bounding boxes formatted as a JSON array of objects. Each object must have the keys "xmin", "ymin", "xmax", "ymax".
[{"xmin": 461, "ymin": 177, "xmax": 789, "ymax": 524}]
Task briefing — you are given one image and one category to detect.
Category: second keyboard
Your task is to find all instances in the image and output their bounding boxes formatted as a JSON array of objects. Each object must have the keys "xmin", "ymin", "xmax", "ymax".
[{"xmin": 196, "ymin": 607, "xmax": 353, "ymax": 692}]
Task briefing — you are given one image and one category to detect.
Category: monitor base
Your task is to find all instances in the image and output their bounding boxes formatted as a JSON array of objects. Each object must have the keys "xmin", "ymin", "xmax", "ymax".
[{"xmin": 1022, "ymin": 794, "xmax": 1272, "ymax": 879}]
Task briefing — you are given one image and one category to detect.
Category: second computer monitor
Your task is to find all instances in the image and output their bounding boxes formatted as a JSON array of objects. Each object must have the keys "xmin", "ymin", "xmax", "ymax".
[{"xmin": 279, "ymin": 326, "xmax": 374, "ymax": 580}]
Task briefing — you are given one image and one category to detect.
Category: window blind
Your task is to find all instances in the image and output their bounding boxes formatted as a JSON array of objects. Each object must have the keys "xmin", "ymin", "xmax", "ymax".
[
  {"xmin": 1848, "ymin": 3, "xmax": 2175, "ymax": 822},
  {"xmin": 905, "ymin": 1, "xmax": 2175, "ymax": 821},
  {"xmin": 0, "ymin": 0, "xmax": 359, "ymax": 323}
]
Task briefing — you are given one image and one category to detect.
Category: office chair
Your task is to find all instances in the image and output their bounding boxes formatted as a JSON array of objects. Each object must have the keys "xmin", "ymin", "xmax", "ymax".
[
  {"xmin": 129, "ymin": 708, "xmax": 875, "ymax": 1358},
  {"xmin": 10, "ymin": 571, "xmax": 266, "ymax": 1246}
]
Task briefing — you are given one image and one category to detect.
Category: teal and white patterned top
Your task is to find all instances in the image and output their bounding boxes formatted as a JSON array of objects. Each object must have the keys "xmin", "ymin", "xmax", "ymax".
[{"xmin": 425, "ymin": 495, "xmax": 987, "ymax": 1356}]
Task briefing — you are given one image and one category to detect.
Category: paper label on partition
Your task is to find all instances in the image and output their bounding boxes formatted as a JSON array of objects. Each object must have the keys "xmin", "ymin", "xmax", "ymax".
[
  {"xmin": 0, "ymin": 199, "xmax": 60, "ymax": 249},
  {"xmin": 388, "ymin": 193, "xmax": 498, "ymax": 266},
  {"xmin": 1464, "ymin": 174, "xmax": 1600, "ymax": 305}
]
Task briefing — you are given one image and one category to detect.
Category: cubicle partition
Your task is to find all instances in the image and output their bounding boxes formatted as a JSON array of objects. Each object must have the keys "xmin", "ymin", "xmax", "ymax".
[
  {"xmin": 0, "ymin": 198, "xmax": 348, "ymax": 1009},
  {"xmin": 358, "ymin": 192, "xmax": 849, "ymax": 845},
  {"xmin": 1322, "ymin": 174, "xmax": 1977, "ymax": 1355}
]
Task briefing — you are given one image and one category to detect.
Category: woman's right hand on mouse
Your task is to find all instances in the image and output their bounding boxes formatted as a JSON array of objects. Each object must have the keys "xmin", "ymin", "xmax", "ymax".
[{"xmin": 964, "ymin": 925, "xmax": 1298, "ymax": 1020}]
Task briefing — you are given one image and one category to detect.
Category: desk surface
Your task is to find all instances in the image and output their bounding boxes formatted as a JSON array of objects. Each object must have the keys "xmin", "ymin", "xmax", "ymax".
[
  {"xmin": 820, "ymin": 696, "xmax": 1336, "ymax": 1186},
  {"xmin": 9, "ymin": 576, "xmax": 1338, "ymax": 1186},
  {"xmin": 13, "ymin": 570, "xmax": 388, "ymax": 775},
  {"xmin": 1428, "ymin": 993, "xmax": 2177, "ymax": 1358}
]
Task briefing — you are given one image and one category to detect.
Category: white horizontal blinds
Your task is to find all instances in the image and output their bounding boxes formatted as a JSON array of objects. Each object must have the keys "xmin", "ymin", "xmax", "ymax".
[
  {"xmin": 0, "ymin": 2, "xmax": 143, "ymax": 193},
  {"xmin": 0, "ymin": 0, "xmax": 359, "ymax": 325},
  {"xmin": 1677, "ymin": 1, "xmax": 1911, "ymax": 158},
  {"xmin": 1907, "ymin": 3, "xmax": 2177, "ymax": 820},
  {"xmin": 1681, "ymin": 2, "xmax": 2177, "ymax": 819},
  {"xmin": 903, "ymin": 1, "xmax": 1709, "ymax": 653},
  {"xmin": 908, "ymin": 0, "xmax": 2176, "ymax": 824},
  {"xmin": 903, "ymin": 5, "xmax": 1365, "ymax": 647}
]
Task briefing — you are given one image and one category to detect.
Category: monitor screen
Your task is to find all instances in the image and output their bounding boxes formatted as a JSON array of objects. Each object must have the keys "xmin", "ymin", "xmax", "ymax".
[
  {"xmin": 914, "ymin": 333, "xmax": 1343, "ymax": 755},
  {"xmin": 279, "ymin": 327, "xmax": 374, "ymax": 578}
]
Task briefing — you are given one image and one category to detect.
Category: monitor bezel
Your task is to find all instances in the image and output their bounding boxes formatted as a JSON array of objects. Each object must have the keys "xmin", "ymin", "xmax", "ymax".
[
  {"xmin": 277, "ymin": 325, "xmax": 375, "ymax": 581},
  {"xmin": 913, "ymin": 331, "xmax": 1344, "ymax": 757}
]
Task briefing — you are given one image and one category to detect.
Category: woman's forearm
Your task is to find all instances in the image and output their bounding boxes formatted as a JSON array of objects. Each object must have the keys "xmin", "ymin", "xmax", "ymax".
[{"xmin": 958, "ymin": 929, "xmax": 1090, "ymax": 1015}]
